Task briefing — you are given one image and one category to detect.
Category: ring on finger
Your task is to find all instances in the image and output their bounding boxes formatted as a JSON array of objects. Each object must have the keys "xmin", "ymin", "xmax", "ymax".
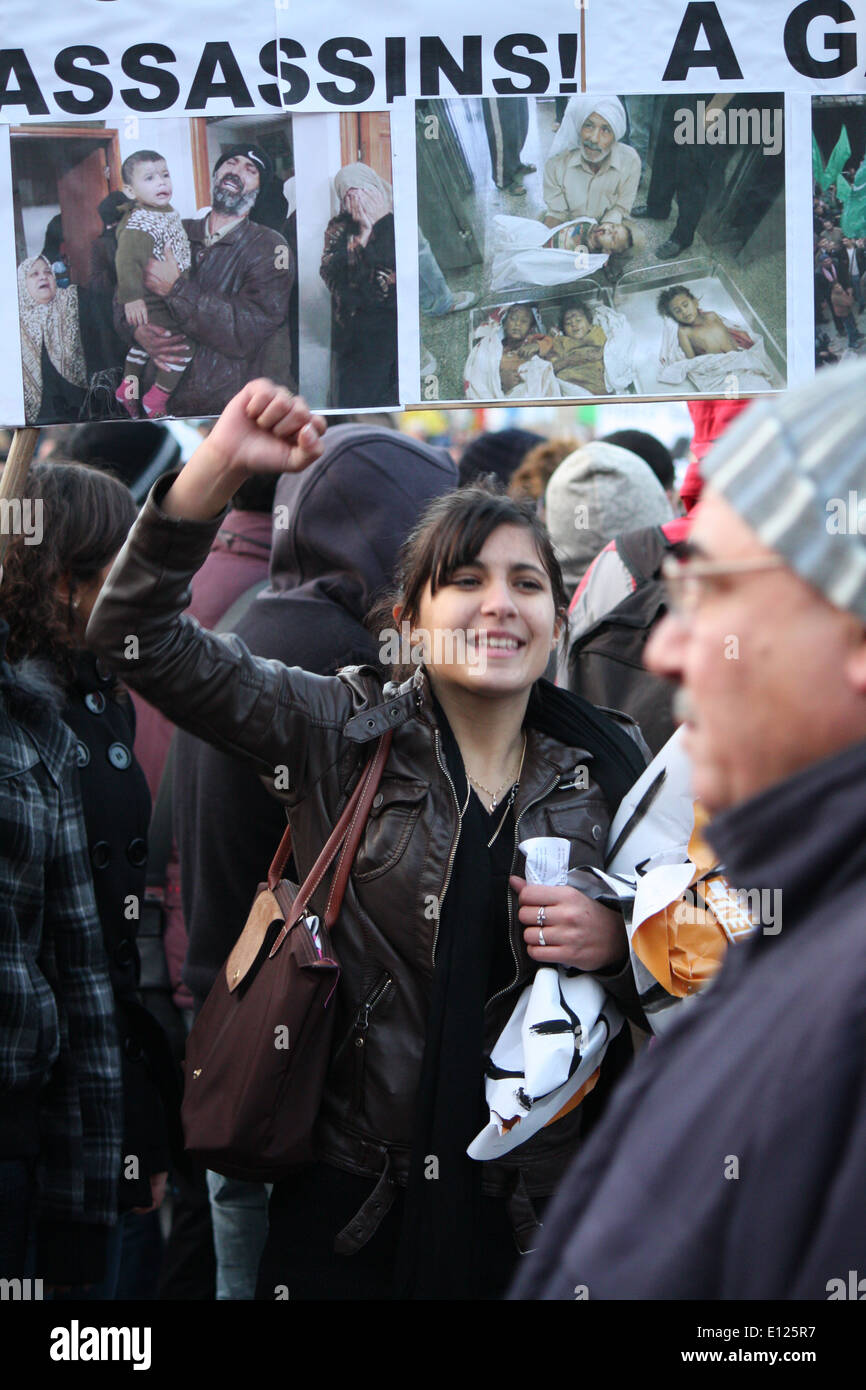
[
  {"xmin": 538, "ymin": 926, "xmax": 546, "ymax": 947},
  {"xmin": 536, "ymin": 906, "xmax": 547, "ymax": 927}
]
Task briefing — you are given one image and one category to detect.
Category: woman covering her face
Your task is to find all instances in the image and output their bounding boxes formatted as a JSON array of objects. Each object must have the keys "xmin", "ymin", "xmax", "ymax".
[
  {"xmin": 17, "ymin": 254, "xmax": 88, "ymax": 424},
  {"xmin": 320, "ymin": 163, "xmax": 398, "ymax": 408}
]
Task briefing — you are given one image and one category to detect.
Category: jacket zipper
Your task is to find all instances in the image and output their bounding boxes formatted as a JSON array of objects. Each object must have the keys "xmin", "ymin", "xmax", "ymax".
[
  {"xmin": 350, "ymin": 970, "xmax": 393, "ymax": 1111},
  {"xmin": 431, "ymin": 727, "xmax": 463, "ymax": 966},
  {"xmin": 486, "ymin": 770, "xmax": 560, "ymax": 1009}
]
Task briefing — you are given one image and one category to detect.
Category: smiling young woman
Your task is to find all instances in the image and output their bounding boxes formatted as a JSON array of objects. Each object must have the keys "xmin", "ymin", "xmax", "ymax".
[{"xmin": 86, "ymin": 379, "xmax": 647, "ymax": 1301}]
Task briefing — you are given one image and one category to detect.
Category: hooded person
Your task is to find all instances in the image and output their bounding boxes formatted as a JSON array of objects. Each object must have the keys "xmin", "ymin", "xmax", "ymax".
[
  {"xmin": 544, "ymin": 97, "xmax": 641, "ymax": 227},
  {"xmin": 17, "ymin": 255, "xmax": 88, "ymax": 424},
  {"xmin": 544, "ymin": 441, "xmax": 673, "ymax": 600},
  {"xmin": 320, "ymin": 163, "xmax": 398, "ymax": 408}
]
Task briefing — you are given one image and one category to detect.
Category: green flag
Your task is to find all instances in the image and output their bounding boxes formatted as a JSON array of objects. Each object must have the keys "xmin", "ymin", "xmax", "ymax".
[
  {"xmin": 813, "ymin": 132, "xmax": 827, "ymax": 189},
  {"xmin": 841, "ymin": 157, "xmax": 866, "ymax": 238},
  {"xmin": 824, "ymin": 126, "xmax": 852, "ymax": 193},
  {"xmin": 836, "ymin": 171, "xmax": 851, "ymax": 204}
]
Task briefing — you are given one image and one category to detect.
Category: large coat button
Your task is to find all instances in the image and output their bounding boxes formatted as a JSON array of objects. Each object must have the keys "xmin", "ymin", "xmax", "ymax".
[
  {"xmin": 107, "ymin": 742, "xmax": 132, "ymax": 770},
  {"xmin": 116, "ymin": 938, "xmax": 135, "ymax": 968},
  {"xmin": 91, "ymin": 840, "xmax": 111, "ymax": 870},
  {"xmin": 126, "ymin": 837, "xmax": 148, "ymax": 867},
  {"xmin": 75, "ymin": 740, "xmax": 90, "ymax": 767},
  {"xmin": 84, "ymin": 691, "xmax": 106, "ymax": 715}
]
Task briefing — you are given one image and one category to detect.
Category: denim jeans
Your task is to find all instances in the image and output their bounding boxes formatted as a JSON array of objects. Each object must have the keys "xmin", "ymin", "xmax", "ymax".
[
  {"xmin": 206, "ymin": 1170, "xmax": 271, "ymax": 1300},
  {"xmin": 418, "ymin": 231, "xmax": 454, "ymax": 317}
]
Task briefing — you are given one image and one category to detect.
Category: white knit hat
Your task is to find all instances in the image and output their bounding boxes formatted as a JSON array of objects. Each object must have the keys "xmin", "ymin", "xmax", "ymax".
[{"xmin": 545, "ymin": 441, "xmax": 673, "ymax": 597}]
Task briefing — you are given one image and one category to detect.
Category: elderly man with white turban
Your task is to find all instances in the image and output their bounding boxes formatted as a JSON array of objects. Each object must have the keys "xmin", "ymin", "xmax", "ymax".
[{"xmin": 543, "ymin": 97, "xmax": 641, "ymax": 229}]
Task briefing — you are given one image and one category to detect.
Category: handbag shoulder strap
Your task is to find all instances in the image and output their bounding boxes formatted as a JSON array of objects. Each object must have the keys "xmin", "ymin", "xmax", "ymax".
[{"xmin": 267, "ymin": 730, "xmax": 392, "ymax": 954}]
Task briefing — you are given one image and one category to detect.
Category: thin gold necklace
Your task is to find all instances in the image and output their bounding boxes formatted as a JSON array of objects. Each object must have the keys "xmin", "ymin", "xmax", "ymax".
[
  {"xmin": 460, "ymin": 734, "xmax": 528, "ymax": 848},
  {"xmin": 466, "ymin": 733, "xmax": 527, "ymax": 810}
]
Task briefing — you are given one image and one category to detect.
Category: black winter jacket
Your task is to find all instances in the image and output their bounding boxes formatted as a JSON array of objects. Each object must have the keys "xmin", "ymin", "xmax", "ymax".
[
  {"xmin": 511, "ymin": 737, "xmax": 866, "ymax": 1300},
  {"xmin": 63, "ymin": 654, "xmax": 177, "ymax": 1207}
]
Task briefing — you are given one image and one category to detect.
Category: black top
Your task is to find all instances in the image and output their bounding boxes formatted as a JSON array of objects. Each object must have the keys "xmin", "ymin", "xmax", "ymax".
[
  {"xmin": 394, "ymin": 701, "xmax": 519, "ymax": 1299},
  {"xmin": 36, "ymin": 342, "xmax": 87, "ymax": 425}
]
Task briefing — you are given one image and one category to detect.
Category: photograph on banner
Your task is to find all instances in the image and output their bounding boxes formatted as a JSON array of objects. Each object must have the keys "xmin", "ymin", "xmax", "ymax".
[
  {"xmin": 10, "ymin": 115, "xmax": 296, "ymax": 425},
  {"xmin": 295, "ymin": 111, "xmax": 398, "ymax": 412},
  {"xmin": 812, "ymin": 97, "xmax": 866, "ymax": 371},
  {"xmin": 415, "ymin": 93, "xmax": 786, "ymax": 404}
]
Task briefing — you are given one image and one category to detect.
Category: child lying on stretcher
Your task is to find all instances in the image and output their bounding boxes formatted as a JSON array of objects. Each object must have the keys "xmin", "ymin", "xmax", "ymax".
[
  {"xmin": 497, "ymin": 303, "xmax": 548, "ymax": 393},
  {"xmin": 536, "ymin": 305, "xmax": 608, "ymax": 396},
  {"xmin": 657, "ymin": 285, "xmax": 754, "ymax": 358},
  {"xmin": 546, "ymin": 220, "xmax": 633, "ymax": 258}
]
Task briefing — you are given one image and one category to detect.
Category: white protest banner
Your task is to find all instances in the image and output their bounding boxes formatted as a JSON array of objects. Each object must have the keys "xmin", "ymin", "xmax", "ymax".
[{"xmin": 0, "ymin": 2, "xmax": 862, "ymax": 422}]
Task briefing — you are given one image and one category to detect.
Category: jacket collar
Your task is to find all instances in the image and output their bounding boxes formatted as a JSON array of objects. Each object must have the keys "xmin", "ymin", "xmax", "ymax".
[
  {"xmin": 707, "ymin": 736, "xmax": 866, "ymax": 919},
  {"xmin": 187, "ymin": 213, "xmax": 252, "ymax": 246},
  {"xmin": 343, "ymin": 665, "xmax": 592, "ymax": 805}
]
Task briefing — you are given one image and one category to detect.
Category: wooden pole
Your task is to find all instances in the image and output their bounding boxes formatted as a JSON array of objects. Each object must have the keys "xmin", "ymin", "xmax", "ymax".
[{"xmin": 0, "ymin": 427, "xmax": 40, "ymax": 570}]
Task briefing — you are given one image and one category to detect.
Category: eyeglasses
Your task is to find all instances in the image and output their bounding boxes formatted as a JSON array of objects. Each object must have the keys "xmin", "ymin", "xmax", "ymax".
[{"xmin": 661, "ymin": 554, "xmax": 787, "ymax": 617}]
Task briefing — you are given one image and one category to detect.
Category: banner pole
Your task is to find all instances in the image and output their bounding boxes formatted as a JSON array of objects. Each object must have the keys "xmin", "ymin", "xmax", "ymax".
[
  {"xmin": 0, "ymin": 427, "xmax": 40, "ymax": 571},
  {"xmin": 580, "ymin": 5, "xmax": 586, "ymax": 93}
]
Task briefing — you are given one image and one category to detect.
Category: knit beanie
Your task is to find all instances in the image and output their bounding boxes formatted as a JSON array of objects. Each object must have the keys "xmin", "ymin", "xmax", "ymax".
[
  {"xmin": 213, "ymin": 143, "xmax": 274, "ymax": 182},
  {"xmin": 702, "ymin": 358, "xmax": 866, "ymax": 620},
  {"xmin": 545, "ymin": 441, "xmax": 673, "ymax": 597},
  {"xmin": 213, "ymin": 144, "xmax": 288, "ymax": 231}
]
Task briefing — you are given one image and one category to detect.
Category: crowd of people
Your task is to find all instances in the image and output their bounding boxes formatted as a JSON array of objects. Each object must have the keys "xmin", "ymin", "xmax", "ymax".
[
  {"xmin": 2, "ymin": 365, "xmax": 866, "ymax": 1304},
  {"xmin": 813, "ymin": 180, "xmax": 866, "ymax": 364}
]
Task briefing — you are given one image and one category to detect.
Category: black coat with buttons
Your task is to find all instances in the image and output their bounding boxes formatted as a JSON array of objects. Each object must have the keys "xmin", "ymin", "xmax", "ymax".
[{"xmin": 63, "ymin": 652, "xmax": 175, "ymax": 1210}]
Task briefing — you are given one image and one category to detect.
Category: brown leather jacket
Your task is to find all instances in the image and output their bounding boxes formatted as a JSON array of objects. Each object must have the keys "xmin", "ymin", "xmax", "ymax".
[{"xmin": 87, "ymin": 476, "xmax": 644, "ymax": 1237}]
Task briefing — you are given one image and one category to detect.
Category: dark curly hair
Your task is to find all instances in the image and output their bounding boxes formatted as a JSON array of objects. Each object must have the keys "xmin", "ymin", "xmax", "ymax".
[
  {"xmin": 0, "ymin": 461, "xmax": 136, "ymax": 687},
  {"xmin": 657, "ymin": 284, "xmax": 696, "ymax": 319}
]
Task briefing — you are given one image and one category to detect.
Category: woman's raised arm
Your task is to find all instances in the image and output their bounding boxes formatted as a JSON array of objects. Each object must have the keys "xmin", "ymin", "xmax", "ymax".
[
  {"xmin": 86, "ymin": 382, "xmax": 346, "ymax": 794},
  {"xmin": 161, "ymin": 380, "xmax": 325, "ymax": 521}
]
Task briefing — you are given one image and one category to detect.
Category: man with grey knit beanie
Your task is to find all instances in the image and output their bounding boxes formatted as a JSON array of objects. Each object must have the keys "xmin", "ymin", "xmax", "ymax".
[{"xmin": 511, "ymin": 359, "xmax": 866, "ymax": 1301}]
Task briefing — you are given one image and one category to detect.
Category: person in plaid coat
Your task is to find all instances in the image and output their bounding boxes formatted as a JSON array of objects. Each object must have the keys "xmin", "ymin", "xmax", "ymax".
[{"xmin": 0, "ymin": 617, "xmax": 121, "ymax": 1286}]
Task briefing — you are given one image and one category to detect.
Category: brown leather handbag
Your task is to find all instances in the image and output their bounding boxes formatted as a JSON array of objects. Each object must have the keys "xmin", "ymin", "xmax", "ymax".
[{"xmin": 181, "ymin": 732, "xmax": 392, "ymax": 1181}]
